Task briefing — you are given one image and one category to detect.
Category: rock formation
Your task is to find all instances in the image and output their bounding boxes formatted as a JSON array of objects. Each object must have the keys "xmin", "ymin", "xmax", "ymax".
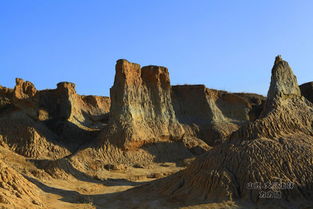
[
  {"xmin": 103, "ymin": 59, "xmax": 265, "ymax": 150},
  {"xmin": 300, "ymin": 81, "xmax": 313, "ymax": 103},
  {"xmin": 130, "ymin": 56, "xmax": 313, "ymax": 207},
  {"xmin": 262, "ymin": 55, "xmax": 301, "ymax": 115},
  {"xmin": 172, "ymin": 85, "xmax": 265, "ymax": 145},
  {"xmin": 38, "ymin": 81, "xmax": 110, "ymax": 146},
  {"xmin": 0, "ymin": 79, "xmax": 110, "ymax": 158},
  {"xmin": 1, "ymin": 55, "xmax": 312, "ymax": 208},
  {"xmin": 13, "ymin": 78, "xmax": 38, "ymax": 113},
  {"xmin": 105, "ymin": 59, "xmax": 185, "ymax": 149},
  {"xmin": 11, "ymin": 79, "xmax": 110, "ymax": 128}
]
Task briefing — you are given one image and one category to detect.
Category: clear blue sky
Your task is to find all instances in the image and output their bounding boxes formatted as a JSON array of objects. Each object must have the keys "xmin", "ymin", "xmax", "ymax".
[{"xmin": 1, "ymin": 0, "xmax": 313, "ymax": 96}]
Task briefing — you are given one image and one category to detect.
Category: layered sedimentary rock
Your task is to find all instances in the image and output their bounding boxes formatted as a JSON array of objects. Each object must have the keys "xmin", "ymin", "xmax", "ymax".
[
  {"xmin": 1, "ymin": 55, "xmax": 312, "ymax": 208},
  {"xmin": 11, "ymin": 79, "xmax": 110, "ymax": 127},
  {"xmin": 37, "ymin": 82, "xmax": 110, "ymax": 145},
  {"xmin": 300, "ymin": 81, "xmax": 313, "ymax": 103},
  {"xmin": 0, "ymin": 79, "xmax": 110, "ymax": 157},
  {"xmin": 106, "ymin": 59, "xmax": 185, "ymax": 149},
  {"xmin": 105, "ymin": 59, "xmax": 266, "ymax": 149},
  {"xmin": 172, "ymin": 85, "xmax": 265, "ymax": 145},
  {"xmin": 133, "ymin": 56, "xmax": 313, "ymax": 206}
]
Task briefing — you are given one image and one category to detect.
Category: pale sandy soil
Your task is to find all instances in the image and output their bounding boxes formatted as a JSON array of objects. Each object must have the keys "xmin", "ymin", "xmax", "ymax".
[
  {"xmin": 0, "ymin": 145, "xmax": 187, "ymax": 209},
  {"xmin": 28, "ymin": 169, "xmax": 239, "ymax": 209},
  {"xmin": 1, "ymin": 146, "xmax": 311, "ymax": 209}
]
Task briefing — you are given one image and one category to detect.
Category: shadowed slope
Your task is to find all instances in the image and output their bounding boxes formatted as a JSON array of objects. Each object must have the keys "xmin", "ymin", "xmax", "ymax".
[{"xmin": 300, "ymin": 82, "xmax": 313, "ymax": 103}]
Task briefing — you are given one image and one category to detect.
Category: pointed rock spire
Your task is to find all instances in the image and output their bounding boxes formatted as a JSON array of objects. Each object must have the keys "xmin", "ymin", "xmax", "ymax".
[
  {"xmin": 267, "ymin": 55, "xmax": 301, "ymax": 102},
  {"xmin": 263, "ymin": 56, "xmax": 301, "ymax": 114}
]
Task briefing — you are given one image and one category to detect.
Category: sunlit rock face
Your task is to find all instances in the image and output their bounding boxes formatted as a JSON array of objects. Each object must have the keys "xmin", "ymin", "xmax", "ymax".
[
  {"xmin": 107, "ymin": 59, "xmax": 184, "ymax": 149},
  {"xmin": 263, "ymin": 55, "xmax": 301, "ymax": 115},
  {"xmin": 106, "ymin": 59, "xmax": 266, "ymax": 149}
]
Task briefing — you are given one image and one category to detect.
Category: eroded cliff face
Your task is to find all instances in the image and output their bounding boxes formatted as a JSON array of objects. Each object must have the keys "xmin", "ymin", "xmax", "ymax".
[
  {"xmin": 172, "ymin": 85, "xmax": 265, "ymax": 145},
  {"xmin": 134, "ymin": 56, "xmax": 313, "ymax": 205},
  {"xmin": 0, "ymin": 56, "xmax": 312, "ymax": 208},
  {"xmin": 105, "ymin": 59, "xmax": 266, "ymax": 149},
  {"xmin": 107, "ymin": 59, "xmax": 185, "ymax": 149},
  {"xmin": 0, "ymin": 79, "xmax": 110, "ymax": 158},
  {"xmin": 0, "ymin": 59, "xmax": 265, "ymax": 160},
  {"xmin": 12, "ymin": 79, "xmax": 110, "ymax": 127}
]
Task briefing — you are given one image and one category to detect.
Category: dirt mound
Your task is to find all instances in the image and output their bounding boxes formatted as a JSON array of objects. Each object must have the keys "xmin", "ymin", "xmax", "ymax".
[
  {"xmin": 127, "ymin": 56, "xmax": 313, "ymax": 208},
  {"xmin": 0, "ymin": 158, "xmax": 44, "ymax": 208}
]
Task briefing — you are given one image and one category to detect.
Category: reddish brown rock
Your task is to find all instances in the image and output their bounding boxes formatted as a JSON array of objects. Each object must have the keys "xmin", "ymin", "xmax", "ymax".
[
  {"xmin": 106, "ymin": 59, "xmax": 185, "ymax": 149},
  {"xmin": 12, "ymin": 78, "xmax": 39, "ymax": 119},
  {"xmin": 14, "ymin": 78, "xmax": 37, "ymax": 99}
]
